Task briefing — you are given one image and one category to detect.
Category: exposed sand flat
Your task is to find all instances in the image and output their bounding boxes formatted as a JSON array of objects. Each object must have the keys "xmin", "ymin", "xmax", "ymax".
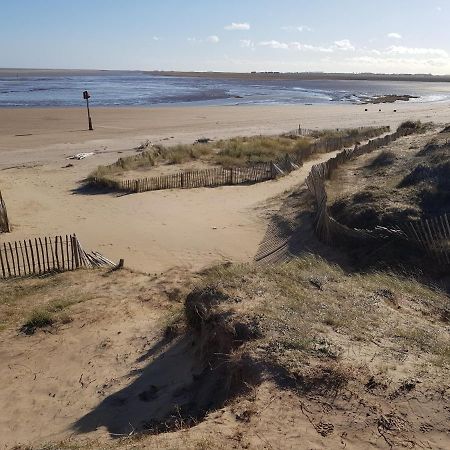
[
  {"xmin": 1, "ymin": 103, "xmax": 450, "ymax": 162},
  {"xmin": 1, "ymin": 103, "xmax": 449, "ymax": 273}
]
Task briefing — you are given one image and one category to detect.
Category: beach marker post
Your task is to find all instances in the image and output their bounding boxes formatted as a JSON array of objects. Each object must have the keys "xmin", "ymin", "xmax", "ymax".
[{"xmin": 83, "ymin": 90, "xmax": 94, "ymax": 131}]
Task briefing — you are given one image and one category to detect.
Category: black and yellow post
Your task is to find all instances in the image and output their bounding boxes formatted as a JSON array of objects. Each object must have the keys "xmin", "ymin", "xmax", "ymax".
[{"xmin": 83, "ymin": 90, "xmax": 93, "ymax": 130}]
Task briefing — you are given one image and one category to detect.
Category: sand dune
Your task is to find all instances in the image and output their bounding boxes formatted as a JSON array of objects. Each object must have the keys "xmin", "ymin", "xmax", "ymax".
[{"xmin": 1, "ymin": 103, "xmax": 449, "ymax": 273}]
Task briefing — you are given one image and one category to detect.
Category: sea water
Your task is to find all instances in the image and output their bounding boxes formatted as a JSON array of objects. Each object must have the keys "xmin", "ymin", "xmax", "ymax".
[{"xmin": 1, "ymin": 73, "xmax": 450, "ymax": 107}]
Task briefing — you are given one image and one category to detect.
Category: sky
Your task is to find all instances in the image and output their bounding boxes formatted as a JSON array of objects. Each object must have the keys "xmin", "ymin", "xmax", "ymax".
[{"xmin": 1, "ymin": 0, "xmax": 449, "ymax": 74}]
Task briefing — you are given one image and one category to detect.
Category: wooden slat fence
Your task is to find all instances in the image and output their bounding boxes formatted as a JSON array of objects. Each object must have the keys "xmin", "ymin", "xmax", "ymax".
[
  {"xmin": 398, "ymin": 214, "xmax": 450, "ymax": 265},
  {"xmin": 305, "ymin": 126, "xmax": 450, "ymax": 264},
  {"xmin": 93, "ymin": 163, "xmax": 276, "ymax": 194},
  {"xmin": 0, "ymin": 191, "xmax": 10, "ymax": 233},
  {"xmin": 90, "ymin": 126, "xmax": 391, "ymax": 195},
  {"xmin": 0, "ymin": 234, "xmax": 115, "ymax": 279}
]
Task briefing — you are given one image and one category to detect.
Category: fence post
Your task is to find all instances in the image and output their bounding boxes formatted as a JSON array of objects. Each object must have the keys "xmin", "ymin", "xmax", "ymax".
[{"xmin": 0, "ymin": 191, "xmax": 11, "ymax": 233}]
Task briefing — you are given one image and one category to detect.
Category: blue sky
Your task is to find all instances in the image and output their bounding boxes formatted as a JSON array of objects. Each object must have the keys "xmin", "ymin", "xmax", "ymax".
[{"xmin": 1, "ymin": 0, "xmax": 449, "ymax": 74}]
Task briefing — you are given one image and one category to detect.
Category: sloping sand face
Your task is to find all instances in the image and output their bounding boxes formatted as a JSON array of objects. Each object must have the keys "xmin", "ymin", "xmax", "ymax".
[
  {"xmin": 0, "ymin": 269, "xmax": 199, "ymax": 448},
  {"xmin": 1, "ymin": 104, "xmax": 449, "ymax": 273}
]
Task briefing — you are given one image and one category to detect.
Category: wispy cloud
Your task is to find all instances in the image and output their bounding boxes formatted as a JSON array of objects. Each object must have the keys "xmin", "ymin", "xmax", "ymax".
[
  {"xmin": 207, "ymin": 35, "xmax": 220, "ymax": 43},
  {"xmin": 259, "ymin": 40, "xmax": 289, "ymax": 49},
  {"xmin": 387, "ymin": 32, "xmax": 402, "ymax": 39},
  {"xmin": 225, "ymin": 22, "xmax": 250, "ymax": 31},
  {"xmin": 240, "ymin": 39, "xmax": 255, "ymax": 48},
  {"xmin": 258, "ymin": 40, "xmax": 334, "ymax": 52},
  {"xmin": 152, "ymin": 36, "xmax": 161, "ymax": 41},
  {"xmin": 290, "ymin": 42, "xmax": 333, "ymax": 52},
  {"xmin": 262, "ymin": 39, "xmax": 354, "ymax": 52},
  {"xmin": 387, "ymin": 45, "xmax": 448, "ymax": 57},
  {"xmin": 347, "ymin": 55, "xmax": 450, "ymax": 70},
  {"xmin": 333, "ymin": 39, "xmax": 355, "ymax": 51},
  {"xmin": 281, "ymin": 25, "xmax": 312, "ymax": 32}
]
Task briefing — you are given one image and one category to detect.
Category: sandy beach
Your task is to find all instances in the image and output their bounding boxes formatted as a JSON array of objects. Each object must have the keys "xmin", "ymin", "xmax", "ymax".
[{"xmin": 1, "ymin": 103, "xmax": 449, "ymax": 273}]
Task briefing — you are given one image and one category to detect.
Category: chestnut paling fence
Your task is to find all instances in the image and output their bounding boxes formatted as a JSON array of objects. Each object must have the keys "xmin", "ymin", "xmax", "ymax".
[
  {"xmin": 0, "ymin": 234, "xmax": 115, "ymax": 279},
  {"xmin": 305, "ymin": 127, "xmax": 450, "ymax": 264},
  {"xmin": 89, "ymin": 126, "xmax": 391, "ymax": 194},
  {"xmin": 0, "ymin": 191, "xmax": 10, "ymax": 233}
]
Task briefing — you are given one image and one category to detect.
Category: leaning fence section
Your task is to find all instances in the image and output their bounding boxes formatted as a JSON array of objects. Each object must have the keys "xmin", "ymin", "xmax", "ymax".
[
  {"xmin": 0, "ymin": 191, "xmax": 10, "ymax": 233},
  {"xmin": 305, "ymin": 126, "xmax": 450, "ymax": 265},
  {"xmin": 398, "ymin": 214, "xmax": 450, "ymax": 265},
  {"xmin": 0, "ymin": 234, "xmax": 115, "ymax": 279}
]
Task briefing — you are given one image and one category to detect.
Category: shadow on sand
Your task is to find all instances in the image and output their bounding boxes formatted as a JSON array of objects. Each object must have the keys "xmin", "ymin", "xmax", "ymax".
[
  {"xmin": 72, "ymin": 335, "xmax": 201, "ymax": 437},
  {"xmin": 70, "ymin": 180, "xmax": 128, "ymax": 197}
]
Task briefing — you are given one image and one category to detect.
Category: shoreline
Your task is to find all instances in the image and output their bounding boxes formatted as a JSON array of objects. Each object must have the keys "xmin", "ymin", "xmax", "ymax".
[{"xmin": 2, "ymin": 94, "xmax": 450, "ymax": 110}]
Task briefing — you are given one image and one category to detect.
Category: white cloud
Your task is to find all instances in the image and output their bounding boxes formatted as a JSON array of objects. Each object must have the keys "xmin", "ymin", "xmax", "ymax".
[
  {"xmin": 224, "ymin": 22, "xmax": 250, "ymax": 31},
  {"xmin": 333, "ymin": 39, "xmax": 355, "ymax": 51},
  {"xmin": 387, "ymin": 32, "xmax": 402, "ymax": 39},
  {"xmin": 347, "ymin": 55, "xmax": 450, "ymax": 71},
  {"xmin": 259, "ymin": 40, "xmax": 289, "ymax": 49},
  {"xmin": 290, "ymin": 42, "xmax": 333, "ymax": 53},
  {"xmin": 387, "ymin": 45, "xmax": 448, "ymax": 57},
  {"xmin": 258, "ymin": 40, "xmax": 335, "ymax": 53},
  {"xmin": 240, "ymin": 39, "xmax": 254, "ymax": 48},
  {"xmin": 152, "ymin": 36, "xmax": 161, "ymax": 41},
  {"xmin": 187, "ymin": 37, "xmax": 201, "ymax": 43},
  {"xmin": 281, "ymin": 25, "xmax": 312, "ymax": 32},
  {"xmin": 304, "ymin": 44, "xmax": 333, "ymax": 53},
  {"xmin": 207, "ymin": 35, "xmax": 220, "ymax": 43}
]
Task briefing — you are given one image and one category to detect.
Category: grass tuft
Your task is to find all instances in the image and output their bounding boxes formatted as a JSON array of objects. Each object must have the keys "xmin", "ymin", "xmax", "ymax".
[{"xmin": 21, "ymin": 309, "xmax": 54, "ymax": 334}]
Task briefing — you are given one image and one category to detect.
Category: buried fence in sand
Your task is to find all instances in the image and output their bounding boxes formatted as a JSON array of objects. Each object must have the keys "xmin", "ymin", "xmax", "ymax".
[
  {"xmin": 0, "ymin": 234, "xmax": 115, "ymax": 279},
  {"xmin": 89, "ymin": 126, "xmax": 391, "ymax": 194},
  {"xmin": 0, "ymin": 191, "xmax": 10, "ymax": 233},
  {"xmin": 306, "ymin": 126, "xmax": 450, "ymax": 265}
]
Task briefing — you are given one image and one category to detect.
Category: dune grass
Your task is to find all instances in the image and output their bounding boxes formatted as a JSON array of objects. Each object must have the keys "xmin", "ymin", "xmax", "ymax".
[
  {"xmin": 307, "ymin": 126, "xmax": 389, "ymax": 140},
  {"xmin": 88, "ymin": 126, "xmax": 388, "ymax": 184},
  {"xmin": 0, "ymin": 274, "xmax": 93, "ymax": 333},
  {"xmin": 88, "ymin": 135, "xmax": 312, "ymax": 181},
  {"xmin": 214, "ymin": 135, "xmax": 311, "ymax": 167},
  {"xmin": 20, "ymin": 293, "xmax": 91, "ymax": 334},
  {"xmin": 196, "ymin": 255, "xmax": 450, "ymax": 371}
]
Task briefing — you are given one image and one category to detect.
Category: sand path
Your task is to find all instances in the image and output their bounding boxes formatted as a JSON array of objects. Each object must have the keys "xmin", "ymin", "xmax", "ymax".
[{"xmin": 0, "ymin": 151, "xmax": 339, "ymax": 273}]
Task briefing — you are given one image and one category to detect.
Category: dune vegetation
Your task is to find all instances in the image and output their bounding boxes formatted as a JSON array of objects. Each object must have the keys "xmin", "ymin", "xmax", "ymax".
[{"xmin": 88, "ymin": 126, "xmax": 389, "ymax": 183}]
